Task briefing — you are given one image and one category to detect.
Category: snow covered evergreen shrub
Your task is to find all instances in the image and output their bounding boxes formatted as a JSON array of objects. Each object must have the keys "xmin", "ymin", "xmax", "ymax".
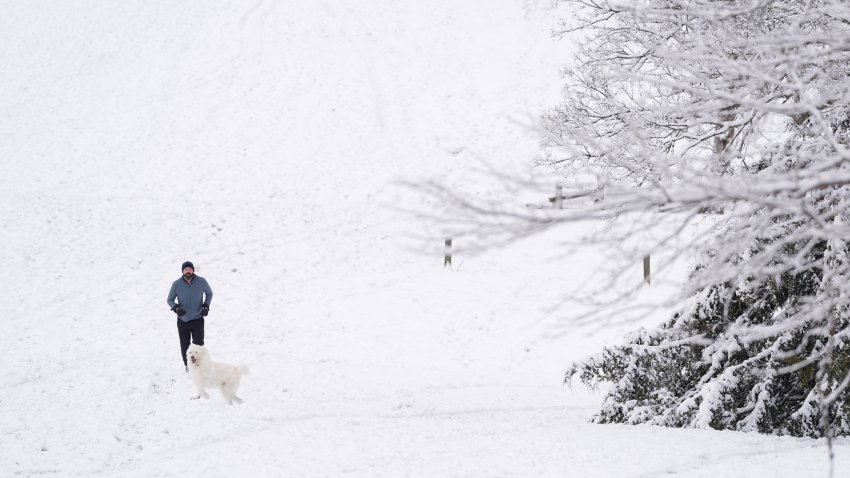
[{"xmin": 568, "ymin": 247, "xmax": 850, "ymax": 436}]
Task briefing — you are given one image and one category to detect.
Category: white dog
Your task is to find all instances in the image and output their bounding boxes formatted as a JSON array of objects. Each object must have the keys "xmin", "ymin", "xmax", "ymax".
[{"xmin": 186, "ymin": 343, "xmax": 249, "ymax": 405}]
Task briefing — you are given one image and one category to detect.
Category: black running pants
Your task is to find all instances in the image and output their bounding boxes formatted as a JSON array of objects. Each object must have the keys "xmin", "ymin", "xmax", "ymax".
[{"xmin": 177, "ymin": 318, "xmax": 205, "ymax": 366}]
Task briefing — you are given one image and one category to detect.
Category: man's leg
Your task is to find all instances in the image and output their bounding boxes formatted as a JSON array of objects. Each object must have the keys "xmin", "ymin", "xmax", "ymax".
[
  {"xmin": 190, "ymin": 318, "xmax": 205, "ymax": 346},
  {"xmin": 177, "ymin": 319, "xmax": 191, "ymax": 367}
]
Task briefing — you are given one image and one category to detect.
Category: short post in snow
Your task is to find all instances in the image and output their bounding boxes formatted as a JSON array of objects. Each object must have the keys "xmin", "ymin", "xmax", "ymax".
[
  {"xmin": 549, "ymin": 184, "xmax": 564, "ymax": 209},
  {"xmin": 444, "ymin": 238, "xmax": 452, "ymax": 267},
  {"xmin": 643, "ymin": 255, "xmax": 651, "ymax": 285},
  {"xmin": 593, "ymin": 185, "xmax": 606, "ymax": 203}
]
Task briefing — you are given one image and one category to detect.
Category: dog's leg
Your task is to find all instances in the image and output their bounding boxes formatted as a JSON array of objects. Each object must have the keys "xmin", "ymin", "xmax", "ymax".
[
  {"xmin": 192, "ymin": 386, "xmax": 209, "ymax": 400},
  {"xmin": 222, "ymin": 381, "xmax": 243, "ymax": 405}
]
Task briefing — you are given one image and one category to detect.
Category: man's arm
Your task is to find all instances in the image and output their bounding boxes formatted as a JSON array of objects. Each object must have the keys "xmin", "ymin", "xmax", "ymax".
[
  {"xmin": 167, "ymin": 281, "xmax": 178, "ymax": 309},
  {"xmin": 203, "ymin": 279, "xmax": 213, "ymax": 306}
]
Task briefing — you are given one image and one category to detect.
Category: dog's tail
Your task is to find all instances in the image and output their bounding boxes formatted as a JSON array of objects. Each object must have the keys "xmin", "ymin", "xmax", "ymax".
[{"xmin": 237, "ymin": 364, "xmax": 250, "ymax": 377}]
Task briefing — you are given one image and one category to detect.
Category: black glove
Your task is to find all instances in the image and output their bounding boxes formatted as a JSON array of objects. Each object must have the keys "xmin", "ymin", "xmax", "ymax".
[
  {"xmin": 200, "ymin": 304, "xmax": 209, "ymax": 317},
  {"xmin": 172, "ymin": 304, "xmax": 187, "ymax": 317}
]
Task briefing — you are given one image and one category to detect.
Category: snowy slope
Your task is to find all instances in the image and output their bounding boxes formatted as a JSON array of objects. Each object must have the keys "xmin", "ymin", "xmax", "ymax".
[{"xmin": 1, "ymin": 1, "xmax": 847, "ymax": 476}]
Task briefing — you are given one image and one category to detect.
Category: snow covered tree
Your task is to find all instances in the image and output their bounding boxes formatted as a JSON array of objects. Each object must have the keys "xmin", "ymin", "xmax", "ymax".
[
  {"xmin": 547, "ymin": 0, "xmax": 850, "ymax": 439},
  {"xmin": 418, "ymin": 0, "xmax": 850, "ymax": 438}
]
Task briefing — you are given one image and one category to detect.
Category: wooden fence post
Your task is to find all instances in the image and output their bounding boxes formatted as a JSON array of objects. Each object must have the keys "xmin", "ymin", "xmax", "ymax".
[
  {"xmin": 551, "ymin": 184, "xmax": 564, "ymax": 209},
  {"xmin": 643, "ymin": 255, "xmax": 651, "ymax": 285}
]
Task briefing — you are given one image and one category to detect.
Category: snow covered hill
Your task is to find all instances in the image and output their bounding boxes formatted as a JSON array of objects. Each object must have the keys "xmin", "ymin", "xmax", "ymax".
[{"xmin": 1, "ymin": 1, "xmax": 847, "ymax": 476}]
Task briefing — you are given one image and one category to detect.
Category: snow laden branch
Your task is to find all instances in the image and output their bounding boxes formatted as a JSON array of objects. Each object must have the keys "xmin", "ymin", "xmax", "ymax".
[{"xmin": 418, "ymin": 0, "xmax": 850, "ymax": 440}]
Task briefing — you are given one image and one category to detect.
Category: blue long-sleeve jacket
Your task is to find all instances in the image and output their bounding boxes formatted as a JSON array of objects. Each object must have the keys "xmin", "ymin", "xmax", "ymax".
[{"xmin": 167, "ymin": 275, "xmax": 213, "ymax": 322}]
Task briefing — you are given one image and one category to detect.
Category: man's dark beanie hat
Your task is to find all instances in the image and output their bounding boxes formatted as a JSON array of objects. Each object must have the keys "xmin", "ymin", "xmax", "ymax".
[{"xmin": 181, "ymin": 261, "xmax": 194, "ymax": 271}]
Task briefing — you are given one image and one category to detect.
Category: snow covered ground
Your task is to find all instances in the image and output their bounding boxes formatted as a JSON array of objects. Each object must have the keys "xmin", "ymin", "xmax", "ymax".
[{"xmin": 1, "ymin": 0, "xmax": 847, "ymax": 476}]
